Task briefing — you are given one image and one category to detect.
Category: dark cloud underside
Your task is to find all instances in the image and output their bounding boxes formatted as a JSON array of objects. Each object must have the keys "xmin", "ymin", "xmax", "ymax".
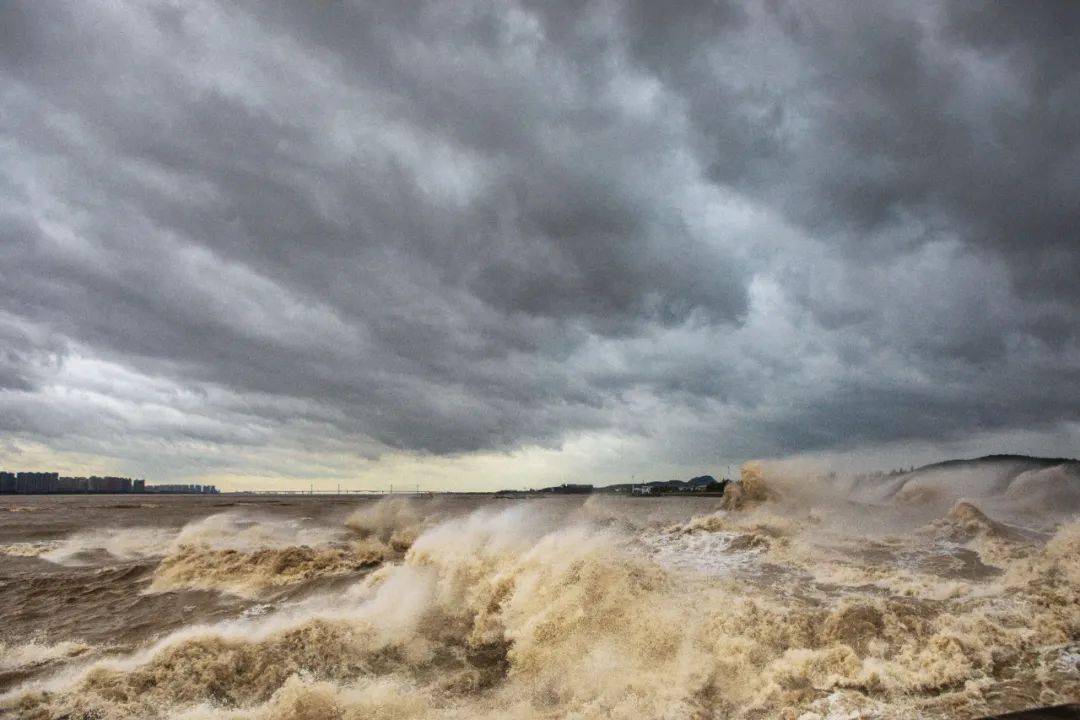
[{"xmin": 0, "ymin": 0, "xmax": 1077, "ymax": 480}]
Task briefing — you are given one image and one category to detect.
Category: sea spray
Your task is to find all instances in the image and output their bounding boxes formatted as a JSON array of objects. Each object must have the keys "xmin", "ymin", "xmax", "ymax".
[{"xmin": 2, "ymin": 474, "xmax": 1078, "ymax": 719}]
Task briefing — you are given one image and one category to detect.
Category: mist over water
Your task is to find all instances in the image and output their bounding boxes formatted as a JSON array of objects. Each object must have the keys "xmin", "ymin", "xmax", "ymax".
[{"xmin": 1, "ymin": 463, "xmax": 1078, "ymax": 719}]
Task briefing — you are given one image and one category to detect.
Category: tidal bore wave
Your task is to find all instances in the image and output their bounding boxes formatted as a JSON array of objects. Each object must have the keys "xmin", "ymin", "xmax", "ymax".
[{"xmin": 0, "ymin": 468, "xmax": 1077, "ymax": 719}]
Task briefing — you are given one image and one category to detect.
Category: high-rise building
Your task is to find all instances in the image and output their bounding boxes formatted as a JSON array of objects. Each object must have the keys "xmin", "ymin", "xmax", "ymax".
[
  {"xmin": 16, "ymin": 472, "xmax": 60, "ymax": 493},
  {"xmin": 0, "ymin": 471, "xmax": 213, "ymax": 494},
  {"xmin": 0, "ymin": 472, "xmax": 145, "ymax": 493}
]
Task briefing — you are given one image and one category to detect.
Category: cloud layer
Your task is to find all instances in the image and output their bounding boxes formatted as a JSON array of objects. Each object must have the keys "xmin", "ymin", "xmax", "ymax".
[{"xmin": 1, "ymin": 1, "xmax": 1077, "ymax": 485}]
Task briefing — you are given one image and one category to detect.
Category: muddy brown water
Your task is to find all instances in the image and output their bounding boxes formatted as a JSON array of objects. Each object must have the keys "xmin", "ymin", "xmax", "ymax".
[{"xmin": 0, "ymin": 491, "xmax": 1077, "ymax": 719}]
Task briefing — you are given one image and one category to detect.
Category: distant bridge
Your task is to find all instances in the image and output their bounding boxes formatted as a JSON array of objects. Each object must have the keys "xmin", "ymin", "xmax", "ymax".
[{"xmin": 228, "ymin": 489, "xmax": 434, "ymax": 496}]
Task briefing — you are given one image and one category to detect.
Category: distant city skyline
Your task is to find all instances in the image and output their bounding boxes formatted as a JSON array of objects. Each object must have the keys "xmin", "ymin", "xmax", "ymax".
[
  {"xmin": 0, "ymin": 469, "xmax": 217, "ymax": 494},
  {"xmin": 1, "ymin": 2, "xmax": 1078, "ymax": 490}
]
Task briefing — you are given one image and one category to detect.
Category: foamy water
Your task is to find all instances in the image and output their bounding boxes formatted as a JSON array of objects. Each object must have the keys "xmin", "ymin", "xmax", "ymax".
[{"xmin": 1, "ymin": 470, "xmax": 1078, "ymax": 719}]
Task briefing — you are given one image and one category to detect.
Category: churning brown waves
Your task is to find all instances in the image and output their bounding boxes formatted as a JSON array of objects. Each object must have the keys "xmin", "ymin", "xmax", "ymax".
[{"xmin": 0, "ymin": 473, "xmax": 1077, "ymax": 719}]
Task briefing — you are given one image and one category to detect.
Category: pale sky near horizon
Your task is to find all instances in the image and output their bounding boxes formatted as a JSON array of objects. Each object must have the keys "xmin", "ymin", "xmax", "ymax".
[{"xmin": 1, "ymin": 1, "xmax": 1078, "ymax": 491}]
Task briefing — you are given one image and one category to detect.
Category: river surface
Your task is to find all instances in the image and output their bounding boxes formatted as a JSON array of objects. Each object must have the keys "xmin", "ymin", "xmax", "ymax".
[{"xmin": 1, "ymin": 477, "xmax": 1077, "ymax": 719}]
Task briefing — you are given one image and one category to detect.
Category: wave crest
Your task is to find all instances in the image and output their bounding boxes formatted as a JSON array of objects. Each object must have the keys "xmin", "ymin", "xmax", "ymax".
[{"xmin": 5, "ymin": 497, "xmax": 1079, "ymax": 719}]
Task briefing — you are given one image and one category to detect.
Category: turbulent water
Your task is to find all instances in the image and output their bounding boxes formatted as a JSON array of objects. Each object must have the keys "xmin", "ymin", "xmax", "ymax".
[{"xmin": 1, "ymin": 464, "xmax": 1078, "ymax": 719}]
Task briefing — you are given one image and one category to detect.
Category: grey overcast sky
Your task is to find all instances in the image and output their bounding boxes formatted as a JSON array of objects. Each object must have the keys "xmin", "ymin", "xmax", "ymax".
[{"xmin": 1, "ymin": 1, "xmax": 1078, "ymax": 489}]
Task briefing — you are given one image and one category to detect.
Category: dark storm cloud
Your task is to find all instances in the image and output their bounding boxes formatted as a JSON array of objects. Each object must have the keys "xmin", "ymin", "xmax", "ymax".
[
  {"xmin": 0, "ymin": 0, "xmax": 1077, "ymax": 477},
  {"xmin": 720, "ymin": 1, "xmax": 1080, "ymax": 303}
]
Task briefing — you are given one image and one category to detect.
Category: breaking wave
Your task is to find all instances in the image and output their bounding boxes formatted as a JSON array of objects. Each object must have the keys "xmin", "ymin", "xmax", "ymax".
[
  {"xmin": 0, "ymin": 640, "xmax": 92, "ymax": 673},
  {"xmin": 344, "ymin": 496, "xmax": 437, "ymax": 551},
  {"xmin": 2, "ymin": 471, "xmax": 1079, "ymax": 718},
  {"xmin": 0, "ymin": 541, "xmax": 59, "ymax": 558},
  {"xmin": 26, "ymin": 511, "xmax": 354, "ymax": 566},
  {"xmin": 148, "ymin": 542, "xmax": 388, "ymax": 598},
  {"xmin": 38, "ymin": 526, "xmax": 177, "ymax": 565}
]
